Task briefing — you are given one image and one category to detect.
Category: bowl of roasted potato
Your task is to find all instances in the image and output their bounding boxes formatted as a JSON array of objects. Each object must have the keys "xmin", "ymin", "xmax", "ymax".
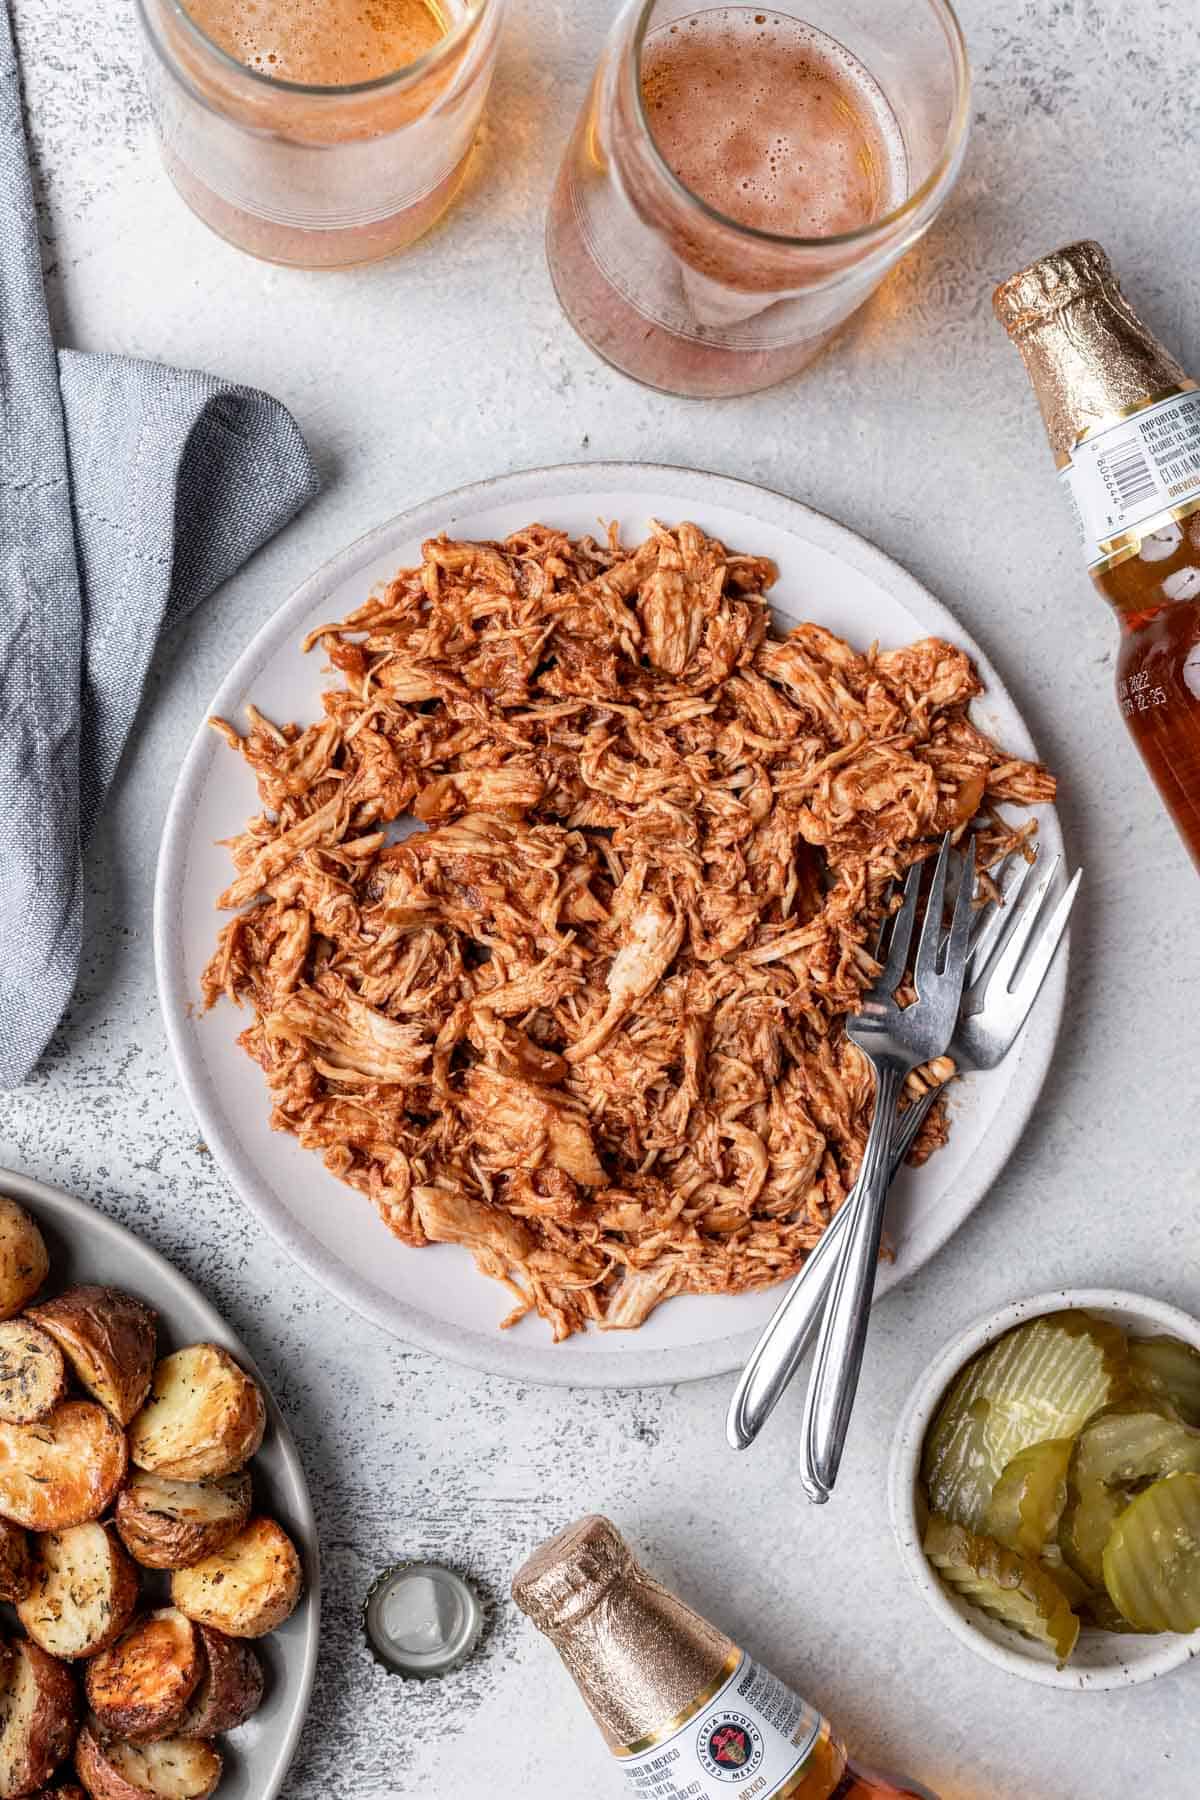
[
  {"xmin": 0, "ymin": 1170, "xmax": 318, "ymax": 1797},
  {"xmin": 889, "ymin": 1289, "xmax": 1200, "ymax": 1689}
]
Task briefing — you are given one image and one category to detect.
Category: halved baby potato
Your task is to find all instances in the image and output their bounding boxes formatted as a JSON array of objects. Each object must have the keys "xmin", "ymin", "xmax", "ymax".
[
  {"xmin": 85, "ymin": 1610, "xmax": 202, "ymax": 1744},
  {"xmin": 28, "ymin": 1288, "xmax": 158, "ymax": 1428},
  {"xmin": 0, "ymin": 1637, "xmax": 80, "ymax": 1797},
  {"xmin": 0, "ymin": 1403, "xmax": 128, "ymax": 1530},
  {"xmin": 75, "ymin": 1726, "xmax": 221, "ymax": 1800},
  {"xmin": 129, "ymin": 1347, "xmax": 265, "ymax": 1482},
  {"xmin": 171, "ymin": 1518, "xmax": 302, "ymax": 1639},
  {"xmin": 0, "ymin": 1199, "xmax": 49, "ymax": 1322},
  {"xmin": 17, "ymin": 1525, "xmax": 140, "ymax": 1661},
  {"xmin": 114, "ymin": 1472, "xmax": 251, "ymax": 1572},
  {"xmin": 178, "ymin": 1627, "xmax": 263, "ymax": 1738},
  {"xmin": 0, "ymin": 1321, "xmax": 67, "ymax": 1425},
  {"xmin": 0, "ymin": 1520, "xmax": 31, "ymax": 1604}
]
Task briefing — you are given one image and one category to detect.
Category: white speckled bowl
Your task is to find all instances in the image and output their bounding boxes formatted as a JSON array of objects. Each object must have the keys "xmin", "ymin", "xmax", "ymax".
[{"xmin": 889, "ymin": 1289, "xmax": 1200, "ymax": 1691}]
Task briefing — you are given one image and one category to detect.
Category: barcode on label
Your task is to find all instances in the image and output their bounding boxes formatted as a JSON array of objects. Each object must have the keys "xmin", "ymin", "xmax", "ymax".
[
  {"xmin": 1100, "ymin": 442, "xmax": 1157, "ymax": 509},
  {"xmin": 1161, "ymin": 447, "xmax": 1200, "ymax": 488}
]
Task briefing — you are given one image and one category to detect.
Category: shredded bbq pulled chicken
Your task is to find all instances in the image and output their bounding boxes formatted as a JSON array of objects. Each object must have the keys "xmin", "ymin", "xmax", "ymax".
[{"xmin": 202, "ymin": 523, "xmax": 1055, "ymax": 1340}]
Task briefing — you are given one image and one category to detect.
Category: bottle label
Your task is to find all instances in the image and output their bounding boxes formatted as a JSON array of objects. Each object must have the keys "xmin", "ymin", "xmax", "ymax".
[
  {"xmin": 1060, "ymin": 385, "xmax": 1200, "ymax": 571},
  {"xmin": 615, "ymin": 1651, "xmax": 825, "ymax": 1799}
]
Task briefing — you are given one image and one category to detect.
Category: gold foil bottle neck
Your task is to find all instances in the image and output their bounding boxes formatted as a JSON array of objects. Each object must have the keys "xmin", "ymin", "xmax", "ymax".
[
  {"xmin": 993, "ymin": 240, "xmax": 1191, "ymax": 458},
  {"xmin": 992, "ymin": 240, "xmax": 1114, "ymax": 336},
  {"xmin": 512, "ymin": 1514, "xmax": 633, "ymax": 1633},
  {"xmin": 513, "ymin": 1515, "xmax": 735, "ymax": 1751}
]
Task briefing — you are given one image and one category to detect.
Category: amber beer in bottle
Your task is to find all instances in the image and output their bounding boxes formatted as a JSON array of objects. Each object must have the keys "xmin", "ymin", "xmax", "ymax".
[
  {"xmin": 995, "ymin": 241, "xmax": 1200, "ymax": 869},
  {"xmin": 512, "ymin": 1515, "xmax": 935, "ymax": 1800}
]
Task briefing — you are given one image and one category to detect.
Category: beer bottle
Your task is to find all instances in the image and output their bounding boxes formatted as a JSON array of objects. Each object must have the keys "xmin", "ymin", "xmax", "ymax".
[
  {"xmin": 512, "ymin": 1515, "xmax": 936, "ymax": 1800},
  {"xmin": 995, "ymin": 241, "xmax": 1200, "ymax": 870}
]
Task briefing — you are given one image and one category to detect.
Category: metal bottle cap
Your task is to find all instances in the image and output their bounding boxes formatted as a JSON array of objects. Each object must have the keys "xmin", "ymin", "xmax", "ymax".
[{"xmin": 363, "ymin": 1561, "xmax": 485, "ymax": 1679}]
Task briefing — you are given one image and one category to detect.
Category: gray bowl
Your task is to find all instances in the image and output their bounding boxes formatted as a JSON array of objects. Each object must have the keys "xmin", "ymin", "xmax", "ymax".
[{"xmin": 0, "ymin": 1166, "xmax": 320, "ymax": 1796}]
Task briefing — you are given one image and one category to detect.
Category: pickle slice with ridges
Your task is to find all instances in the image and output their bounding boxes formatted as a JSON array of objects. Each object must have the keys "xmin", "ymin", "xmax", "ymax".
[
  {"xmin": 922, "ymin": 1312, "xmax": 1130, "ymax": 1531},
  {"xmin": 1078, "ymin": 1590, "xmax": 1152, "ymax": 1635},
  {"xmin": 1129, "ymin": 1337, "xmax": 1200, "ymax": 1428},
  {"xmin": 986, "ymin": 1437, "xmax": 1073, "ymax": 1557},
  {"xmin": 1103, "ymin": 1471, "xmax": 1200, "ymax": 1633},
  {"xmin": 923, "ymin": 1513, "xmax": 1080, "ymax": 1663},
  {"xmin": 1059, "ymin": 1406, "xmax": 1200, "ymax": 1589},
  {"xmin": 1039, "ymin": 1545, "xmax": 1095, "ymax": 1611}
]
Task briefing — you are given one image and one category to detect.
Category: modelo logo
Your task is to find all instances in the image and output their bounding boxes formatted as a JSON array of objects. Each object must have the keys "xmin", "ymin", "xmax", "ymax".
[{"xmin": 696, "ymin": 1708, "xmax": 765, "ymax": 1782}]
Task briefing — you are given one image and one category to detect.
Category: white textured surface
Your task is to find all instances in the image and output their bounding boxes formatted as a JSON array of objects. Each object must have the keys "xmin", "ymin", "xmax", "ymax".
[{"xmin": 2, "ymin": 1, "xmax": 1198, "ymax": 1796}]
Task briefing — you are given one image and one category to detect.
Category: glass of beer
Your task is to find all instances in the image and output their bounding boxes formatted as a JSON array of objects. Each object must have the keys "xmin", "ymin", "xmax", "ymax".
[
  {"xmin": 547, "ymin": 0, "xmax": 969, "ymax": 397},
  {"xmin": 136, "ymin": 0, "xmax": 506, "ymax": 268}
]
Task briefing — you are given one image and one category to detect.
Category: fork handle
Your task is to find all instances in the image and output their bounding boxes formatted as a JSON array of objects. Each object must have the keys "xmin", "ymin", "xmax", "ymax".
[
  {"xmin": 800, "ymin": 1061, "xmax": 906, "ymax": 1501},
  {"xmin": 726, "ymin": 1186, "xmax": 857, "ymax": 1450},
  {"xmin": 725, "ymin": 1083, "xmax": 937, "ymax": 1451}
]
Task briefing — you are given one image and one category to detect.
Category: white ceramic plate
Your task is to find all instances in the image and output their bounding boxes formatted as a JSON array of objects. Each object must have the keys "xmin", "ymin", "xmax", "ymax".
[
  {"xmin": 0, "ymin": 1168, "xmax": 319, "ymax": 1795},
  {"xmin": 889, "ymin": 1289, "xmax": 1200, "ymax": 1690},
  {"xmin": 155, "ymin": 462, "xmax": 1066, "ymax": 1388}
]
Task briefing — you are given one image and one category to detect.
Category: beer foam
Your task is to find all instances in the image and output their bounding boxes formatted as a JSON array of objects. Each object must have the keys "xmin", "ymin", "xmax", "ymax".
[
  {"xmin": 184, "ymin": 0, "xmax": 448, "ymax": 84},
  {"xmin": 641, "ymin": 8, "xmax": 906, "ymax": 237}
]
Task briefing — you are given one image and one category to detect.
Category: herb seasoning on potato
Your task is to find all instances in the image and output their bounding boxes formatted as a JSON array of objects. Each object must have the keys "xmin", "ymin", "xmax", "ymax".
[
  {"xmin": 129, "ymin": 1346, "xmax": 265, "ymax": 1482},
  {"xmin": 75, "ymin": 1723, "xmax": 222, "ymax": 1800},
  {"xmin": 17, "ymin": 1523, "xmax": 140, "ymax": 1660},
  {"xmin": 0, "ymin": 1402, "xmax": 128, "ymax": 1531},
  {"xmin": 28, "ymin": 1287, "xmax": 158, "ymax": 1427},
  {"xmin": 115, "ymin": 1471, "xmax": 252, "ymax": 1572},
  {"xmin": 0, "ymin": 1197, "xmax": 49, "ymax": 1321},
  {"xmin": 0, "ymin": 1320, "xmax": 67, "ymax": 1425},
  {"xmin": 171, "ymin": 1518, "xmax": 302, "ymax": 1639},
  {"xmin": 85, "ymin": 1608, "xmax": 203, "ymax": 1743}
]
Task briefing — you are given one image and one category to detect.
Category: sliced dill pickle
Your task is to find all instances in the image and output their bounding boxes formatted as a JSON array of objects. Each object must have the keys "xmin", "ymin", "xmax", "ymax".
[
  {"xmin": 1103, "ymin": 1471, "xmax": 1200, "ymax": 1633},
  {"xmin": 922, "ymin": 1311, "xmax": 1130, "ymax": 1531},
  {"xmin": 923, "ymin": 1514, "xmax": 1080, "ymax": 1663},
  {"xmin": 921, "ymin": 1381, "xmax": 996, "ymax": 1533},
  {"xmin": 1129, "ymin": 1337, "xmax": 1200, "ymax": 1428},
  {"xmin": 1078, "ymin": 1590, "xmax": 1153, "ymax": 1635},
  {"xmin": 1059, "ymin": 1406, "xmax": 1200, "ymax": 1588},
  {"xmin": 1039, "ymin": 1546, "xmax": 1095, "ymax": 1611},
  {"xmin": 986, "ymin": 1437, "xmax": 1073, "ymax": 1556}
]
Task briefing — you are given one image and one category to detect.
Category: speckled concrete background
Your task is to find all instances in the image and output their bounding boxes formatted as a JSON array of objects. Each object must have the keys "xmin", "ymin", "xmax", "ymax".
[{"xmin": 1, "ymin": 1, "xmax": 1197, "ymax": 1795}]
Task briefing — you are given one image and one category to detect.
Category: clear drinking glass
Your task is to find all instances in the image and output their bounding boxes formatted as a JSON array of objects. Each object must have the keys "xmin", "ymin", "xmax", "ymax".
[
  {"xmin": 546, "ymin": 0, "xmax": 970, "ymax": 398},
  {"xmin": 136, "ymin": 0, "xmax": 506, "ymax": 269}
]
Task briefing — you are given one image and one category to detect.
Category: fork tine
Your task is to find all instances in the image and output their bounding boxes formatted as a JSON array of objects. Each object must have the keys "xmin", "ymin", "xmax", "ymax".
[
  {"xmin": 967, "ymin": 851, "xmax": 1039, "ymax": 983},
  {"xmin": 914, "ymin": 833, "xmax": 953, "ymax": 993},
  {"xmin": 872, "ymin": 881, "xmax": 896, "ymax": 961},
  {"xmin": 881, "ymin": 859, "xmax": 925, "ymax": 989},
  {"xmin": 943, "ymin": 836, "xmax": 976, "ymax": 984},
  {"xmin": 987, "ymin": 853, "xmax": 1064, "ymax": 997},
  {"xmin": 1003, "ymin": 866, "xmax": 1082, "ymax": 1011}
]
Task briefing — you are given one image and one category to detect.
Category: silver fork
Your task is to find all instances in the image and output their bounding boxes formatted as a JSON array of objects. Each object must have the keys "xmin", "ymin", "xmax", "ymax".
[
  {"xmin": 798, "ymin": 834, "xmax": 976, "ymax": 1501},
  {"xmin": 888, "ymin": 851, "xmax": 1082, "ymax": 1165},
  {"xmin": 725, "ymin": 846, "xmax": 1081, "ymax": 1456}
]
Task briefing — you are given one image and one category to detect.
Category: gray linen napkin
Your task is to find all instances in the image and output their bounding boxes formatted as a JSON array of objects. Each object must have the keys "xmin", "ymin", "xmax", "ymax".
[{"xmin": 0, "ymin": 2, "xmax": 319, "ymax": 1087}]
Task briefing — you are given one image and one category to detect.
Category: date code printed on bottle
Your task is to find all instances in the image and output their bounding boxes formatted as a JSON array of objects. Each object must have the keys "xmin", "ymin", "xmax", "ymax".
[
  {"xmin": 1060, "ymin": 388, "xmax": 1200, "ymax": 569},
  {"xmin": 1118, "ymin": 669, "xmax": 1168, "ymax": 718},
  {"xmin": 617, "ymin": 1654, "xmax": 823, "ymax": 1800}
]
